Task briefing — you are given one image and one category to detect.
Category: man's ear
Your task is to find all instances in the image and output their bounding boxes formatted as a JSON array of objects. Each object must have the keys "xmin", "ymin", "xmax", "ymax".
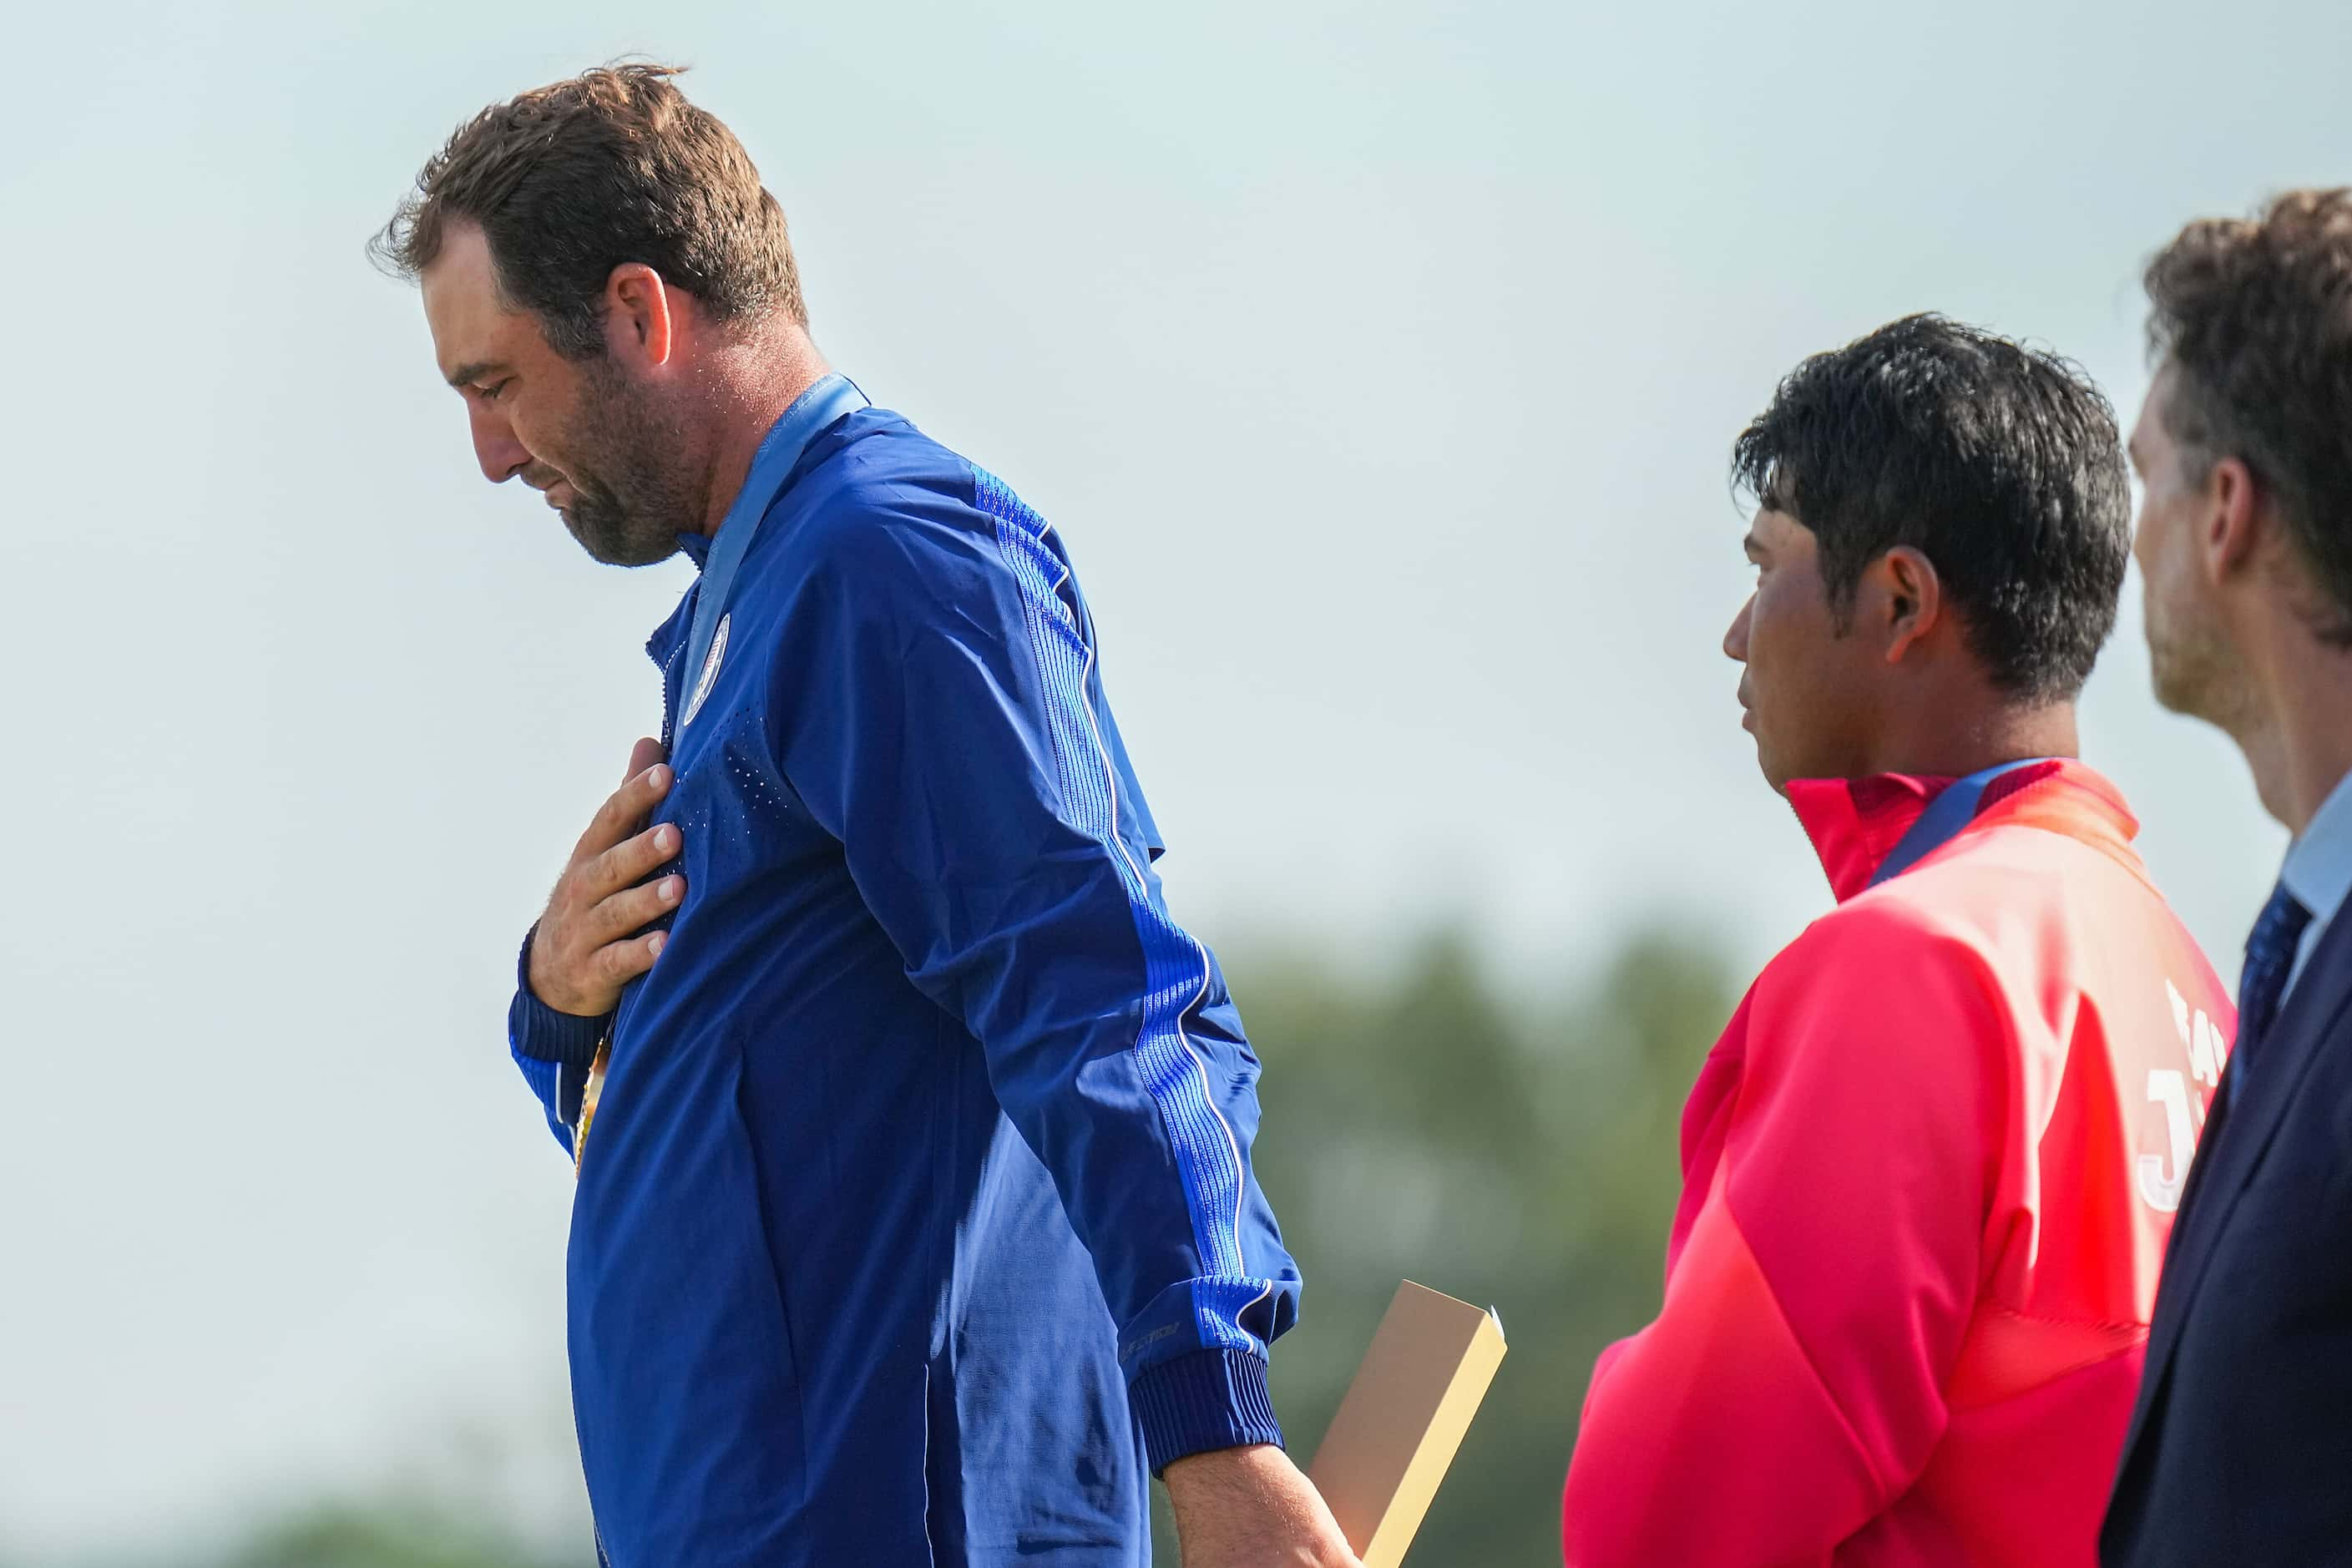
[
  {"xmin": 1875, "ymin": 545, "xmax": 1944, "ymax": 665},
  {"xmin": 2201, "ymin": 455, "xmax": 2263, "ymax": 586},
  {"xmin": 603, "ymin": 263, "xmax": 676, "ymax": 371}
]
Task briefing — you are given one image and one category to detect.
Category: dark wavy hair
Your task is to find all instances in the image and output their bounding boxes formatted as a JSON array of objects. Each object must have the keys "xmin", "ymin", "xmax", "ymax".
[
  {"xmin": 1732, "ymin": 313, "xmax": 2131, "ymax": 703},
  {"xmin": 2146, "ymin": 189, "xmax": 2352, "ymax": 643},
  {"xmin": 371, "ymin": 62, "xmax": 805, "ymax": 358}
]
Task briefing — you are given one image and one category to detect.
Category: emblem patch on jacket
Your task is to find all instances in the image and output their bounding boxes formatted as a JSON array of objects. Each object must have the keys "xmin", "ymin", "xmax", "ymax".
[{"xmin": 681, "ymin": 613, "xmax": 730, "ymax": 728}]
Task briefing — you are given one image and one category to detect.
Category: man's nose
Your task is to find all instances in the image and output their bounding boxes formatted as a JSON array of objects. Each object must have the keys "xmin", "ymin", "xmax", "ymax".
[
  {"xmin": 1724, "ymin": 594, "xmax": 1754, "ymax": 663},
  {"xmin": 468, "ymin": 402, "xmax": 533, "ymax": 483}
]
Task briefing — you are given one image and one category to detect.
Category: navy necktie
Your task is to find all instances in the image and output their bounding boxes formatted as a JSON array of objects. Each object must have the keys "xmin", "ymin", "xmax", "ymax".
[{"xmin": 2231, "ymin": 882, "xmax": 2314, "ymax": 1101}]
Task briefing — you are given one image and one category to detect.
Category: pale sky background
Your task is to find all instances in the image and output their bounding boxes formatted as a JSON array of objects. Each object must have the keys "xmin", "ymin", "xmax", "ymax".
[{"xmin": 3, "ymin": 0, "xmax": 2344, "ymax": 1558}]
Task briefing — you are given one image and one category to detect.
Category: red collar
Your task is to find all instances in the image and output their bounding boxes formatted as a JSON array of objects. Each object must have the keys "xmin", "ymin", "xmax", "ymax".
[{"xmin": 1785, "ymin": 759, "xmax": 2142, "ymax": 903}]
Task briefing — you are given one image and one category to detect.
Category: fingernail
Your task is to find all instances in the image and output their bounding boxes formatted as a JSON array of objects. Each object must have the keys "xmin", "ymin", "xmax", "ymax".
[
  {"xmin": 648, "ymin": 765, "xmax": 670, "ymax": 791},
  {"xmin": 649, "ymin": 932, "xmax": 667, "ymax": 958},
  {"xmin": 655, "ymin": 826, "xmax": 676, "ymax": 852},
  {"xmin": 660, "ymin": 877, "xmax": 681, "ymax": 904}
]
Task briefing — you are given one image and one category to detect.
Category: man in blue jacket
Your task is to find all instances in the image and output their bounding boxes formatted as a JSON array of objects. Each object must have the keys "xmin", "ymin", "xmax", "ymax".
[{"xmin": 374, "ymin": 63, "xmax": 1355, "ymax": 1568}]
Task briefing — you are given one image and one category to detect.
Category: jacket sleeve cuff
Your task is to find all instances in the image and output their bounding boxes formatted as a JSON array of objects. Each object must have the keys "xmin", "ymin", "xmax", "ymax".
[
  {"xmin": 508, "ymin": 926, "xmax": 609, "ymax": 1069},
  {"xmin": 1129, "ymin": 1348, "xmax": 1284, "ymax": 1476}
]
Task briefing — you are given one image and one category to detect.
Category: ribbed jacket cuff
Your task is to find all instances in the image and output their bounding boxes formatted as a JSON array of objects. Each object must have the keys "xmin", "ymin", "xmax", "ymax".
[
  {"xmin": 1130, "ymin": 1348, "xmax": 1283, "ymax": 1476},
  {"xmin": 509, "ymin": 926, "xmax": 609, "ymax": 1068}
]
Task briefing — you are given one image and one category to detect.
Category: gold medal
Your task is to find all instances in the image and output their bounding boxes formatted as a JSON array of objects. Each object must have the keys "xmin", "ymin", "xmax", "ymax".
[{"xmin": 575, "ymin": 1039, "xmax": 610, "ymax": 1178}]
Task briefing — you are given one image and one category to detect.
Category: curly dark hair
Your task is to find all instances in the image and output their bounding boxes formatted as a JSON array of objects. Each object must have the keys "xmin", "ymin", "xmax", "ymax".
[
  {"xmin": 2146, "ymin": 189, "xmax": 2352, "ymax": 643},
  {"xmin": 370, "ymin": 62, "xmax": 805, "ymax": 359},
  {"xmin": 1732, "ymin": 313, "xmax": 2132, "ymax": 703}
]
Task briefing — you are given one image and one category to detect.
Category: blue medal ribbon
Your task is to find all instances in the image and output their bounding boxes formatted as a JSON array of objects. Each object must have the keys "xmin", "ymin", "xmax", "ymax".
[
  {"xmin": 1868, "ymin": 758, "xmax": 2054, "ymax": 888},
  {"xmin": 676, "ymin": 372, "xmax": 870, "ymax": 733}
]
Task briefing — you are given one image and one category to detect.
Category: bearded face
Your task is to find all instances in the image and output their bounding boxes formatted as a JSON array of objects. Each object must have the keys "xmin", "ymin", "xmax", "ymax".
[
  {"xmin": 535, "ymin": 355, "xmax": 706, "ymax": 568},
  {"xmin": 422, "ymin": 222, "xmax": 709, "ymax": 569}
]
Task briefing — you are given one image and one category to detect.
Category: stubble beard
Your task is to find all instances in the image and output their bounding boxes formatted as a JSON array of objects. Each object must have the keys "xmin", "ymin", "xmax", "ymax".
[
  {"xmin": 2147, "ymin": 599, "xmax": 2253, "ymax": 738},
  {"xmin": 554, "ymin": 359, "xmax": 707, "ymax": 569}
]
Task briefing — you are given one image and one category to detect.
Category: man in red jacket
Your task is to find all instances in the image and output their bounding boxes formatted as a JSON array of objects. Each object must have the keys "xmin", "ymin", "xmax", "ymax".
[{"xmin": 1561, "ymin": 316, "xmax": 2234, "ymax": 1567}]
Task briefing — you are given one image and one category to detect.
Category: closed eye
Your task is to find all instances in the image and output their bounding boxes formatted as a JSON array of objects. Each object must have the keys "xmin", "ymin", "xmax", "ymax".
[{"xmin": 476, "ymin": 378, "xmax": 513, "ymax": 405}]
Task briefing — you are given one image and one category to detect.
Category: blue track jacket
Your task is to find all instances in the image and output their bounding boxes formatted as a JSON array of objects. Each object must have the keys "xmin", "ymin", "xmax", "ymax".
[{"xmin": 505, "ymin": 387, "xmax": 1300, "ymax": 1566}]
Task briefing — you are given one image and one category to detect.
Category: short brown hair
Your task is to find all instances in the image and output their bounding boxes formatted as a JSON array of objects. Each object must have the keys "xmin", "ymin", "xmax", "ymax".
[
  {"xmin": 2146, "ymin": 190, "xmax": 2352, "ymax": 640},
  {"xmin": 372, "ymin": 62, "xmax": 806, "ymax": 357}
]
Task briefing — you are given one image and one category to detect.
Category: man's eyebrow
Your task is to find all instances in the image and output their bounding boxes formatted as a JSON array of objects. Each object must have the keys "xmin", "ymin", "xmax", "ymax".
[{"xmin": 445, "ymin": 359, "xmax": 511, "ymax": 390}]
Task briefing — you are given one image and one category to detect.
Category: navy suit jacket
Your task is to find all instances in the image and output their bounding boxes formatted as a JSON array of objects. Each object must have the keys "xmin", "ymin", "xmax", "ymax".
[{"xmin": 2102, "ymin": 908, "xmax": 2352, "ymax": 1565}]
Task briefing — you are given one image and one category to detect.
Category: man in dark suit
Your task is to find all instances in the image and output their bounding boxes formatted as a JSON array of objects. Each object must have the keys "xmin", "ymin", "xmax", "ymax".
[{"xmin": 2103, "ymin": 189, "xmax": 2352, "ymax": 1565}]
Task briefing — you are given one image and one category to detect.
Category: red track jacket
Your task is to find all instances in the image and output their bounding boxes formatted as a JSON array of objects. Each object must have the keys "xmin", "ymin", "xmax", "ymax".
[{"xmin": 1561, "ymin": 761, "xmax": 2232, "ymax": 1566}]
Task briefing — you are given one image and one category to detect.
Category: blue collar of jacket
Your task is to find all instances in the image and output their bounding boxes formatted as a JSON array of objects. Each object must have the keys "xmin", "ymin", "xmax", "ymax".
[{"xmin": 655, "ymin": 372, "xmax": 870, "ymax": 662}]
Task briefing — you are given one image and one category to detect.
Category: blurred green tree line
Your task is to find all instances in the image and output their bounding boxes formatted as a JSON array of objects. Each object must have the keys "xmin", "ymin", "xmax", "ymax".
[
  {"xmin": 1230, "ymin": 921, "xmax": 1737, "ymax": 1565},
  {"xmin": 70, "ymin": 919, "xmax": 1732, "ymax": 1568},
  {"xmin": 200, "ymin": 1505, "xmax": 576, "ymax": 1568}
]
